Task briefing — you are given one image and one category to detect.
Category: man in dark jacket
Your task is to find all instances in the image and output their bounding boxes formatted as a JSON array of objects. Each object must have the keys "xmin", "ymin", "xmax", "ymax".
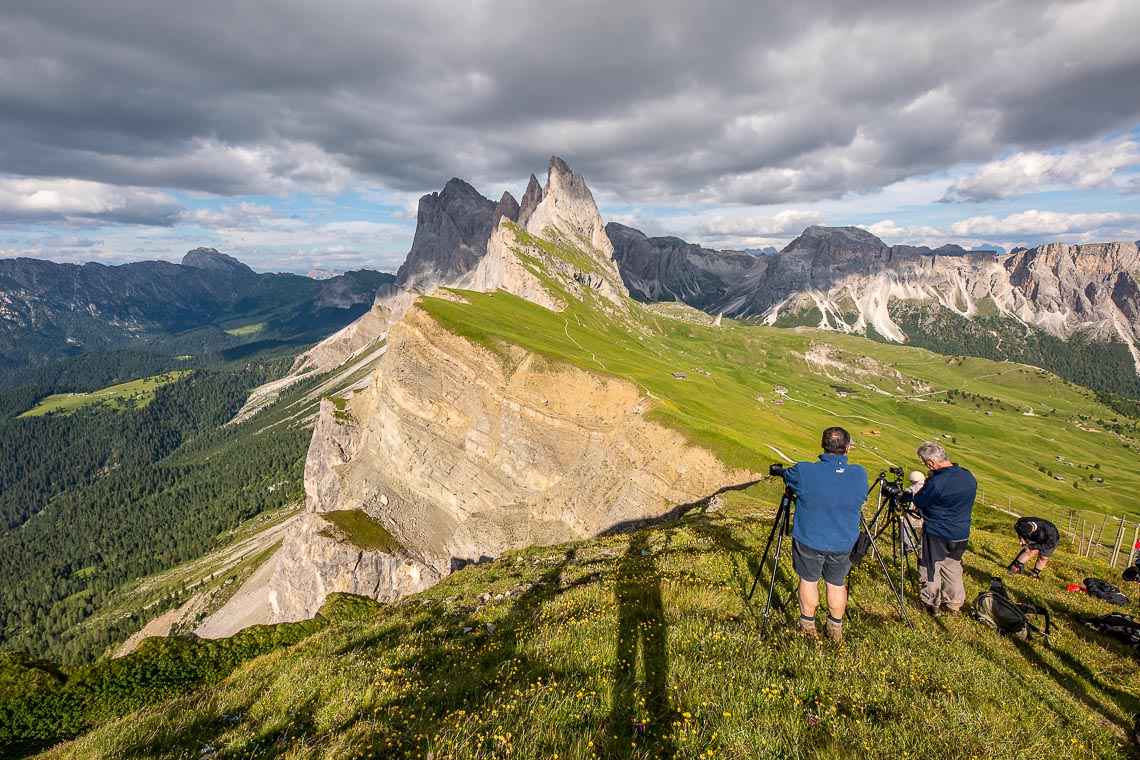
[
  {"xmin": 1008, "ymin": 517, "xmax": 1060, "ymax": 578},
  {"xmin": 782, "ymin": 427, "xmax": 868, "ymax": 643},
  {"xmin": 912, "ymin": 441, "xmax": 977, "ymax": 617}
]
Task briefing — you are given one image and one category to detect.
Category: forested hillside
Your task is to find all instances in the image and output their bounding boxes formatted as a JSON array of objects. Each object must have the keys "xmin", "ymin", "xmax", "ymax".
[{"xmin": 0, "ymin": 352, "xmax": 322, "ymax": 664}]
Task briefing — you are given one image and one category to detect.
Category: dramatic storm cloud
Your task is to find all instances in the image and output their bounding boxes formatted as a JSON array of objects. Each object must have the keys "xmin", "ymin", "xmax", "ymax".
[{"xmin": 2, "ymin": 0, "xmax": 1139, "ymax": 269}]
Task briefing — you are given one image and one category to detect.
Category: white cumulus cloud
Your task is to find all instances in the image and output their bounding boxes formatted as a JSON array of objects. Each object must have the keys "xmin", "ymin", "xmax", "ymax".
[
  {"xmin": 943, "ymin": 139, "xmax": 1140, "ymax": 201},
  {"xmin": 0, "ymin": 177, "xmax": 181, "ymax": 225}
]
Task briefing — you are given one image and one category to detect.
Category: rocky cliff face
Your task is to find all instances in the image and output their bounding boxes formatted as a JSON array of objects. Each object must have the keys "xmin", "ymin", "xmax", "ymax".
[
  {"xmin": 277, "ymin": 306, "xmax": 740, "ymax": 591},
  {"xmin": 395, "ymin": 178, "xmax": 497, "ymax": 292},
  {"xmin": 609, "ymin": 224, "xmax": 1140, "ymax": 368},
  {"xmin": 607, "ymin": 222, "xmax": 765, "ymax": 312}
]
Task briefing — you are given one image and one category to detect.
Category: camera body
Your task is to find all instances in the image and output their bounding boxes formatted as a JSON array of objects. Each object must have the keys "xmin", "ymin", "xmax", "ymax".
[{"xmin": 769, "ymin": 463, "xmax": 786, "ymax": 478}]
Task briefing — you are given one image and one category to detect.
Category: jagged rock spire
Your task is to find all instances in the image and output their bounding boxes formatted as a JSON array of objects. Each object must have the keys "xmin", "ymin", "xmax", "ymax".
[
  {"xmin": 517, "ymin": 174, "xmax": 543, "ymax": 227},
  {"xmin": 492, "ymin": 191, "xmax": 520, "ymax": 232}
]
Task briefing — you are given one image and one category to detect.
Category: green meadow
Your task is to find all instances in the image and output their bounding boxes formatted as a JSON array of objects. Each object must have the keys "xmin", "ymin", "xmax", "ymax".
[
  {"xmin": 18, "ymin": 371, "xmax": 193, "ymax": 418},
  {"xmin": 420, "ymin": 288, "xmax": 1140, "ymax": 522}
]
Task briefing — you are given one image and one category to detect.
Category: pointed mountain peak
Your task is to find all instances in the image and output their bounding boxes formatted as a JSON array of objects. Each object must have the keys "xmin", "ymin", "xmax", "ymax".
[
  {"xmin": 439, "ymin": 177, "xmax": 486, "ymax": 203},
  {"xmin": 518, "ymin": 174, "xmax": 544, "ymax": 227},
  {"xmin": 524, "ymin": 157, "xmax": 613, "ymax": 258},
  {"xmin": 181, "ymin": 247, "xmax": 254, "ymax": 275},
  {"xmin": 492, "ymin": 191, "xmax": 520, "ymax": 231},
  {"xmin": 396, "ymin": 178, "xmax": 496, "ymax": 289},
  {"xmin": 544, "ymin": 155, "xmax": 592, "ymax": 201}
]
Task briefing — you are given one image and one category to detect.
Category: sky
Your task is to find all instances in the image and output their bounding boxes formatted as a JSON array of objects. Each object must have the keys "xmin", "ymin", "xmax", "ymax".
[{"xmin": 1, "ymin": 0, "xmax": 1139, "ymax": 274}]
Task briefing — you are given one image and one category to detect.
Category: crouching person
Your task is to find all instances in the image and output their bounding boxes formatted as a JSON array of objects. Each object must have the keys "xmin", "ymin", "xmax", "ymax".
[
  {"xmin": 1008, "ymin": 517, "xmax": 1060, "ymax": 578},
  {"xmin": 782, "ymin": 427, "xmax": 869, "ymax": 643}
]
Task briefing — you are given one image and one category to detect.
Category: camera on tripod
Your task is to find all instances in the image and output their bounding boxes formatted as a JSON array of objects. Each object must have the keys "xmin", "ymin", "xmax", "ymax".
[
  {"xmin": 878, "ymin": 467, "xmax": 911, "ymax": 501},
  {"xmin": 769, "ymin": 463, "xmax": 786, "ymax": 478}
]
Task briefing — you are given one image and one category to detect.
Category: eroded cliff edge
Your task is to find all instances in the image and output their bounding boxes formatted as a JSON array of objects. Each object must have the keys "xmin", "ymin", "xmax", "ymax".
[{"xmin": 268, "ymin": 304, "xmax": 744, "ymax": 620}]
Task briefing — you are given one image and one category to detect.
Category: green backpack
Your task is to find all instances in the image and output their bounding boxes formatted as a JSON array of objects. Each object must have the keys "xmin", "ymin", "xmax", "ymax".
[{"xmin": 972, "ymin": 576, "xmax": 1051, "ymax": 640}]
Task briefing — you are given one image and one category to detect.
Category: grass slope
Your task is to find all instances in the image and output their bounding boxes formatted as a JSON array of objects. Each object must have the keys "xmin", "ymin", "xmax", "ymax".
[
  {"xmin": 29, "ymin": 492, "xmax": 1140, "ymax": 759},
  {"xmin": 17, "ymin": 371, "xmax": 192, "ymax": 417},
  {"xmin": 421, "ymin": 289, "xmax": 1140, "ymax": 520}
]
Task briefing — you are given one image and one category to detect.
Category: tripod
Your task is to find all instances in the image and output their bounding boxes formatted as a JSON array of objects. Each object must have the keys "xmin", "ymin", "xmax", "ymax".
[
  {"xmin": 747, "ymin": 481, "xmax": 914, "ymax": 631},
  {"xmin": 746, "ymin": 485, "xmax": 795, "ymax": 628},
  {"xmin": 865, "ymin": 470, "xmax": 923, "ymax": 608}
]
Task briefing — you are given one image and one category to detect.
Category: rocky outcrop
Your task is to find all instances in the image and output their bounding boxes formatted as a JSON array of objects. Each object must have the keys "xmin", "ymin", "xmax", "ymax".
[
  {"xmin": 517, "ymin": 174, "xmax": 544, "ymax": 227},
  {"xmin": 465, "ymin": 157, "xmax": 629, "ymax": 311},
  {"xmin": 492, "ymin": 191, "xmax": 520, "ymax": 230},
  {"xmin": 268, "ymin": 513, "xmax": 439, "ymax": 623},
  {"xmin": 395, "ymin": 178, "xmax": 497, "ymax": 291},
  {"xmin": 296, "ymin": 306, "xmax": 743, "ymax": 575}
]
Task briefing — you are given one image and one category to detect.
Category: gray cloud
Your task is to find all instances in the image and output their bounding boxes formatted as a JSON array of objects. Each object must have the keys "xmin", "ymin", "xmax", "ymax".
[{"xmin": 1, "ymin": 0, "xmax": 1139, "ymax": 207}]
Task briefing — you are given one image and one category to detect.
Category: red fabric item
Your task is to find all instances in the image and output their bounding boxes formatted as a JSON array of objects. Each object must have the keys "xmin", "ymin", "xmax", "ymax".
[{"xmin": 1066, "ymin": 584, "xmax": 1086, "ymax": 592}]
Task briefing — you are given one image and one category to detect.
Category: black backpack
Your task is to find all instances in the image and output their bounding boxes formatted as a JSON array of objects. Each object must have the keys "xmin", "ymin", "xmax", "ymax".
[
  {"xmin": 972, "ymin": 577, "xmax": 1051, "ymax": 640},
  {"xmin": 1082, "ymin": 612, "xmax": 1140, "ymax": 649},
  {"xmin": 1084, "ymin": 577, "xmax": 1130, "ymax": 605}
]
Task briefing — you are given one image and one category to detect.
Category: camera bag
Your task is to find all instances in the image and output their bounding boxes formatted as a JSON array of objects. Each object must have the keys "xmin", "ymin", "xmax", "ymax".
[
  {"xmin": 1083, "ymin": 577, "xmax": 1129, "ymax": 605},
  {"xmin": 972, "ymin": 576, "xmax": 1050, "ymax": 640}
]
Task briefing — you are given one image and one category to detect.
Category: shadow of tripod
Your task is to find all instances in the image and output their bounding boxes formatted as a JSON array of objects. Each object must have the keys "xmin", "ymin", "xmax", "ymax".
[{"xmin": 746, "ymin": 477, "xmax": 913, "ymax": 632}]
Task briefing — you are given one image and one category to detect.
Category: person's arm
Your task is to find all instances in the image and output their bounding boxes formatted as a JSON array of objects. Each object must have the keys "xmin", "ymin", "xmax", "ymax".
[{"xmin": 783, "ymin": 463, "xmax": 802, "ymax": 495}]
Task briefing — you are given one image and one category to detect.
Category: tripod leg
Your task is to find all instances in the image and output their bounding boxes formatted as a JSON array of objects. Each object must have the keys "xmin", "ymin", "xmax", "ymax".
[
  {"xmin": 747, "ymin": 495, "xmax": 789, "ymax": 602},
  {"xmin": 861, "ymin": 515, "xmax": 914, "ymax": 629},
  {"xmin": 762, "ymin": 527, "xmax": 787, "ymax": 628}
]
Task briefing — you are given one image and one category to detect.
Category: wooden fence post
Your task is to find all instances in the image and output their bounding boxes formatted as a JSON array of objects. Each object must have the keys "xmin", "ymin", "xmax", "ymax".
[{"xmin": 1110, "ymin": 518, "xmax": 1125, "ymax": 568}]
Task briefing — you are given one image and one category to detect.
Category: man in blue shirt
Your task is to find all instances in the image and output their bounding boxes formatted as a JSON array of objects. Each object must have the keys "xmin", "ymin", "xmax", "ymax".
[
  {"xmin": 912, "ymin": 441, "xmax": 977, "ymax": 616},
  {"xmin": 782, "ymin": 427, "xmax": 868, "ymax": 643}
]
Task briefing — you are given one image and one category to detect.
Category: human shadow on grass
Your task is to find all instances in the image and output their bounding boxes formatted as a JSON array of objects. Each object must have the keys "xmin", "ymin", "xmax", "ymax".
[
  {"xmin": 1010, "ymin": 635, "xmax": 1140, "ymax": 736},
  {"xmin": 600, "ymin": 531, "xmax": 676, "ymax": 759}
]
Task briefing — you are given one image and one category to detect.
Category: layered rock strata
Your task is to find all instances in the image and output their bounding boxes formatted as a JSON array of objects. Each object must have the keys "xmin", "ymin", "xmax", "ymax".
[{"xmin": 296, "ymin": 306, "xmax": 740, "ymax": 576}]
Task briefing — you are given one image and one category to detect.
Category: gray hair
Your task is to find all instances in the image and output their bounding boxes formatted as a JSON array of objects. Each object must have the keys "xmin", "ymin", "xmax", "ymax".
[{"xmin": 916, "ymin": 441, "xmax": 950, "ymax": 464}]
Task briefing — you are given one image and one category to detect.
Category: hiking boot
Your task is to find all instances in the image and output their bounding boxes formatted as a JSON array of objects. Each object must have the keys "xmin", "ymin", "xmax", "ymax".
[
  {"xmin": 825, "ymin": 618, "xmax": 843, "ymax": 644},
  {"xmin": 1006, "ymin": 562, "xmax": 1022, "ymax": 576},
  {"xmin": 798, "ymin": 616, "xmax": 818, "ymax": 639},
  {"xmin": 1028, "ymin": 569, "xmax": 1041, "ymax": 580},
  {"xmin": 940, "ymin": 604, "xmax": 962, "ymax": 618},
  {"xmin": 910, "ymin": 598, "xmax": 940, "ymax": 617}
]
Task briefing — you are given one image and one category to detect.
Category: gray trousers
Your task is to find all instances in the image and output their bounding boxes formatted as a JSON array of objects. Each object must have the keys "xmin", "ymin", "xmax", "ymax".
[{"xmin": 919, "ymin": 533, "xmax": 968, "ymax": 610}]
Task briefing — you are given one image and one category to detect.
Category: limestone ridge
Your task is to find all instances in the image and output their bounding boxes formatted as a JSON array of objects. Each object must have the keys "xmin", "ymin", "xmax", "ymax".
[
  {"xmin": 269, "ymin": 306, "xmax": 739, "ymax": 623},
  {"xmin": 608, "ymin": 223, "xmax": 1140, "ymax": 370},
  {"xmin": 269, "ymin": 158, "xmax": 738, "ymax": 621},
  {"xmin": 464, "ymin": 156, "xmax": 629, "ymax": 311}
]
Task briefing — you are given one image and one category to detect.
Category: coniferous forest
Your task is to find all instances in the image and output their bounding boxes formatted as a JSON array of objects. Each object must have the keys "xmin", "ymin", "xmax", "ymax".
[{"xmin": 0, "ymin": 350, "xmax": 317, "ymax": 665}]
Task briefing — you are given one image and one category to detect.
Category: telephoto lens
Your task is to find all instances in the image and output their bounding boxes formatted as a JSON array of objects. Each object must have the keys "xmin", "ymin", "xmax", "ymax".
[
  {"xmin": 889, "ymin": 466, "xmax": 905, "ymax": 476},
  {"xmin": 769, "ymin": 463, "xmax": 785, "ymax": 478}
]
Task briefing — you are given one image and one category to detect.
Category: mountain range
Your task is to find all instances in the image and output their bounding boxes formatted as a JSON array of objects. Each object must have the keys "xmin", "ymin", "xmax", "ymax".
[{"xmin": 0, "ymin": 250, "xmax": 393, "ymax": 380}]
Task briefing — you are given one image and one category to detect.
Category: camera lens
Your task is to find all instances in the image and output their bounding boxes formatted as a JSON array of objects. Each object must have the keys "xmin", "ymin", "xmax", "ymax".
[{"xmin": 769, "ymin": 463, "xmax": 785, "ymax": 477}]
